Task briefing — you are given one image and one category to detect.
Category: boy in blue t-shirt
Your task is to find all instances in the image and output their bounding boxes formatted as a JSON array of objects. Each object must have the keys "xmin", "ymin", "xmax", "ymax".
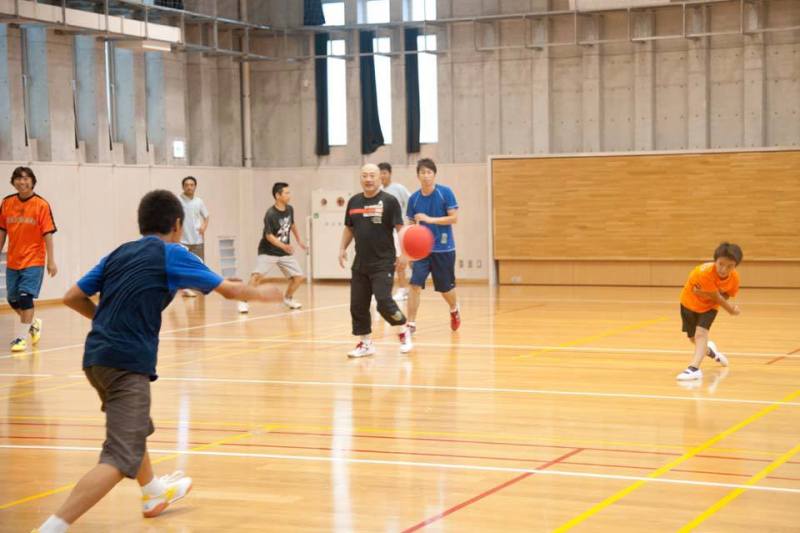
[
  {"xmin": 406, "ymin": 158, "xmax": 461, "ymax": 333},
  {"xmin": 33, "ymin": 190, "xmax": 281, "ymax": 533}
]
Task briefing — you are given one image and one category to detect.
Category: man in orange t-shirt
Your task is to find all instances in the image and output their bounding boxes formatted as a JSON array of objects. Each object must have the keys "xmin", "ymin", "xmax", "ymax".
[
  {"xmin": 0, "ymin": 167, "xmax": 58, "ymax": 352},
  {"xmin": 676, "ymin": 242, "xmax": 742, "ymax": 381}
]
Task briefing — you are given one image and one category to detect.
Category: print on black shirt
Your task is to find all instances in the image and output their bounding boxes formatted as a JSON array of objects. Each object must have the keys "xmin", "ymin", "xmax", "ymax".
[{"xmin": 258, "ymin": 205, "xmax": 294, "ymax": 257}]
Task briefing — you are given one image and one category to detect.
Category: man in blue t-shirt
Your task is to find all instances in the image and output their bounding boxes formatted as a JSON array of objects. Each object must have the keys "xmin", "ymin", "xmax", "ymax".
[
  {"xmin": 406, "ymin": 158, "xmax": 461, "ymax": 333},
  {"xmin": 33, "ymin": 190, "xmax": 281, "ymax": 533}
]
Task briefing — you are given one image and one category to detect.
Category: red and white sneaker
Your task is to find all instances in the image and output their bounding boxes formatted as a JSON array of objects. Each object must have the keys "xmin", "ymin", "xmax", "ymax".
[
  {"xmin": 142, "ymin": 471, "xmax": 193, "ymax": 518},
  {"xmin": 450, "ymin": 309, "xmax": 461, "ymax": 331},
  {"xmin": 399, "ymin": 330, "xmax": 413, "ymax": 354},
  {"xmin": 347, "ymin": 341, "xmax": 376, "ymax": 359}
]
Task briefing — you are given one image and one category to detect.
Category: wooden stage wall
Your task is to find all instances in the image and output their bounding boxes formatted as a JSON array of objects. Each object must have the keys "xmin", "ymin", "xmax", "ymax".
[{"xmin": 492, "ymin": 150, "xmax": 800, "ymax": 288}]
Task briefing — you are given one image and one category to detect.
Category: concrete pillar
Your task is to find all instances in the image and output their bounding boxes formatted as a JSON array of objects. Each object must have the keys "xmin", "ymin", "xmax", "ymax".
[
  {"xmin": 531, "ymin": 16, "xmax": 550, "ymax": 154},
  {"xmin": 633, "ymin": 11, "xmax": 655, "ymax": 151},
  {"xmin": 113, "ymin": 47, "xmax": 138, "ymax": 163},
  {"xmin": 687, "ymin": 6, "xmax": 710, "ymax": 150},
  {"xmin": 581, "ymin": 15, "xmax": 602, "ymax": 152},
  {"xmin": 743, "ymin": 1, "xmax": 765, "ymax": 148},
  {"xmin": 0, "ymin": 25, "xmax": 12, "ymax": 160},
  {"xmin": 186, "ymin": 52, "xmax": 218, "ymax": 165},
  {"xmin": 23, "ymin": 26, "xmax": 52, "ymax": 160},
  {"xmin": 74, "ymin": 36, "xmax": 99, "ymax": 162},
  {"xmin": 145, "ymin": 51, "xmax": 167, "ymax": 163}
]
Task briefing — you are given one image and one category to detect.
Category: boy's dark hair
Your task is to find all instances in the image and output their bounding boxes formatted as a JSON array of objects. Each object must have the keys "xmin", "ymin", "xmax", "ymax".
[
  {"xmin": 138, "ymin": 190, "xmax": 184, "ymax": 235},
  {"xmin": 416, "ymin": 158, "xmax": 437, "ymax": 175},
  {"xmin": 182, "ymin": 176, "xmax": 197, "ymax": 187},
  {"xmin": 11, "ymin": 166, "xmax": 37, "ymax": 187},
  {"xmin": 378, "ymin": 162, "xmax": 392, "ymax": 173},
  {"xmin": 272, "ymin": 182, "xmax": 289, "ymax": 199},
  {"xmin": 713, "ymin": 242, "xmax": 743, "ymax": 265}
]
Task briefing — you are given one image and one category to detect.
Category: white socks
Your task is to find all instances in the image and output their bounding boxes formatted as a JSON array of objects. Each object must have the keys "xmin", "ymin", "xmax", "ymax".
[
  {"xmin": 142, "ymin": 476, "xmax": 166, "ymax": 497},
  {"xmin": 39, "ymin": 515, "xmax": 69, "ymax": 533},
  {"xmin": 18, "ymin": 322, "xmax": 31, "ymax": 340},
  {"xmin": 360, "ymin": 335, "xmax": 372, "ymax": 344}
]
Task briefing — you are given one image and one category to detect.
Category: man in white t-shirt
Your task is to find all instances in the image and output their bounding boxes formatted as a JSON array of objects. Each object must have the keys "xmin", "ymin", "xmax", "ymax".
[
  {"xmin": 379, "ymin": 162, "xmax": 411, "ymax": 301},
  {"xmin": 179, "ymin": 176, "xmax": 209, "ymax": 296}
]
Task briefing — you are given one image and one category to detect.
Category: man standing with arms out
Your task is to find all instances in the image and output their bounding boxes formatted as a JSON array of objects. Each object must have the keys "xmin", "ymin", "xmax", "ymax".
[
  {"xmin": 178, "ymin": 176, "xmax": 209, "ymax": 297},
  {"xmin": 239, "ymin": 182, "xmax": 307, "ymax": 313},
  {"xmin": 406, "ymin": 158, "xmax": 461, "ymax": 333},
  {"xmin": 339, "ymin": 164, "xmax": 412, "ymax": 357},
  {"xmin": 378, "ymin": 162, "xmax": 411, "ymax": 302},
  {"xmin": 0, "ymin": 166, "xmax": 57, "ymax": 352}
]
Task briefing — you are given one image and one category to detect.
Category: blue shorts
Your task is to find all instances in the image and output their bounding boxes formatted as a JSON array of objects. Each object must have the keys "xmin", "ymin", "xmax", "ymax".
[
  {"xmin": 6, "ymin": 266, "xmax": 45, "ymax": 302},
  {"xmin": 410, "ymin": 251, "xmax": 456, "ymax": 293}
]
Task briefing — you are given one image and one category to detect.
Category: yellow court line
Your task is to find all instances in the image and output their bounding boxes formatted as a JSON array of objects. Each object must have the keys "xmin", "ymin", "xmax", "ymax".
[
  {"xmin": 678, "ymin": 442, "xmax": 800, "ymax": 532},
  {"xmin": 513, "ymin": 316, "xmax": 668, "ymax": 360},
  {"xmin": 0, "ymin": 424, "xmax": 278, "ymax": 511},
  {"xmin": 551, "ymin": 388, "xmax": 800, "ymax": 532}
]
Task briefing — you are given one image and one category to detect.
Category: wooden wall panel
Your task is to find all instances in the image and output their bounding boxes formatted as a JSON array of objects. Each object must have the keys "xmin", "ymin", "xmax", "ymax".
[
  {"xmin": 498, "ymin": 260, "xmax": 800, "ymax": 288},
  {"xmin": 492, "ymin": 151, "xmax": 800, "ymax": 261}
]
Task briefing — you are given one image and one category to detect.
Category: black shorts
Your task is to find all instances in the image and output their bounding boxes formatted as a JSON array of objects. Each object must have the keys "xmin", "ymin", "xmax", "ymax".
[
  {"xmin": 680, "ymin": 304, "xmax": 718, "ymax": 338},
  {"xmin": 410, "ymin": 251, "xmax": 456, "ymax": 293}
]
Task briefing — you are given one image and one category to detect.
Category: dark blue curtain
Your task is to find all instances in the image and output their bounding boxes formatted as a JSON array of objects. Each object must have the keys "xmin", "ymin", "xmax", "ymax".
[
  {"xmin": 359, "ymin": 31, "xmax": 384, "ymax": 154},
  {"xmin": 314, "ymin": 33, "xmax": 330, "ymax": 156},
  {"xmin": 304, "ymin": 0, "xmax": 325, "ymax": 26},
  {"xmin": 404, "ymin": 28, "xmax": 420, "ymax": 154}
]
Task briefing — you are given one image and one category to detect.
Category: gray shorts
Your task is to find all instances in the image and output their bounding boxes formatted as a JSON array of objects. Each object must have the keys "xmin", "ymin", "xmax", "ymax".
[
  {"xmin": 253, "ymin": 254, "xmax": 303, "ymax": 278},
  {"xmin": 84, "ymin": 366, "xmax": 155, "ymax": 479},
  {"xmin": 184, "ymin": 243, "xmax": 205, "ymax": 261}
]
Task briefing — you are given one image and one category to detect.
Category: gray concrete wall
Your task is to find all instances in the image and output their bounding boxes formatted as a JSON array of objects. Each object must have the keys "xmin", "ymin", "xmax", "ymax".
[
  {"xmin": 0, "ymin": 1, "xmax": 798, "ymax": 167},
  {"xmin": 246, "ymin": 0, "xmax": 800, "ymax": 167}
]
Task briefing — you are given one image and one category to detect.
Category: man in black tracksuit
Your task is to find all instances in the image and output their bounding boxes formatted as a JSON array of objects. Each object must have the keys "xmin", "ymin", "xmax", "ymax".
[{"xmin": 339, "ymin": 164, "xmax": 413, "ymax": 358}]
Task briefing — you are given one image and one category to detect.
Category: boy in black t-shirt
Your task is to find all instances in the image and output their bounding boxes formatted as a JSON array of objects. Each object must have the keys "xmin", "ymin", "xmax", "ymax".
[
  {"xmin": 238, "ymin": 182, "xmax": 307, "ymax": 313},
  {"xmin": 339, "ymin": 164, "xmax": 413, "ymax": 357}
]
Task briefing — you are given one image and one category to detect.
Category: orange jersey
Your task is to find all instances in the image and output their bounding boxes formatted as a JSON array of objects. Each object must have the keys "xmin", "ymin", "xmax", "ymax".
[
  {"xmin": 680, "ymin": 262, "xmax": 740, "ymax": 313},
  {"xmin": 0, "ymin": 193, "xmax": 57, "ymax": 270}
]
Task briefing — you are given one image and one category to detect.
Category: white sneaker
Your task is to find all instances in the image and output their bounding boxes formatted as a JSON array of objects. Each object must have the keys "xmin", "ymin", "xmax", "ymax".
[
  {"xmin": 237, "ymin": 301, "xmax": 249, "ymax": 314},
  {"xmin": 283, "ymin": 298, "xmax": 302, "ymax": 310},
  {"xmin": 676, "ymin": 367, "xmax": 703, "ymax": 381},
  {"xmin": 399, "ymin": 330, "xmax": 413, "ymax": 354},
  {"xmin": 706, "ymin": 340, "xmax": 728, "ymax": 367},
  {"xmin": 393, "ymin": 289, "xmax": 408, "ymax": 301},
  {"xmin": 348, "ymin": 341, "xmax": 376, "ymax": 358},
  {"xmin": 141, "ymin": 471, "xmax": 193, "ymax": 518}
]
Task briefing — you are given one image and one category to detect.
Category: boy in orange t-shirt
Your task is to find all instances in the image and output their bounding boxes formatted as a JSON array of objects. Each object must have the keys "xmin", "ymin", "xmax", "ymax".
[
  {"xmin": 676, "ymin": 242, "xmax": 742, "ymax": 381},
  {"xmin": 0, "ymin": 167, "xmax": 58, "ymax": 352}
]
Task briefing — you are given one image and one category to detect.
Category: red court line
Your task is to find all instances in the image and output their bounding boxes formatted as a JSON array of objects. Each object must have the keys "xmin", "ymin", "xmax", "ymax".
[
  {"xmin": 400, "ymin": 448, "xmax": 584, "ymax": 533},
  {"xmin": 5, "ymin": 435, "xmax": 800, "ymax": 483},
  {"xmin": 766, "ymin": 347, "xmax": 800, "ymax": 365},
  {"xmin": 5, "ymin": 422, "xmax": 800, "ymax": 466}
]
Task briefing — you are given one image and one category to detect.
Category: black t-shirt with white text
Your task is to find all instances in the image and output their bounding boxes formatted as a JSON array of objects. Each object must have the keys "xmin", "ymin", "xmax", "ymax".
[
  {"xmin": 258, "ymin": 205, "xmax": 294, "ymax": 256},
  {"xmin": 344, "ymin": 191, "xmax": 402, "ymax": 272}
]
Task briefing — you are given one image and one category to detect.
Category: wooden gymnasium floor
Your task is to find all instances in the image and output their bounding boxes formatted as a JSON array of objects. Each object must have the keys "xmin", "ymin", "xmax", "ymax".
[{"xmin": 1, "ymin": 284, "xmax": 799, "ymax": 532}]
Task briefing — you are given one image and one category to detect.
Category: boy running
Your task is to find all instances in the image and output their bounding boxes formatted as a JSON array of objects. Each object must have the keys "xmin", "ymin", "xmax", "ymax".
[
  {"xmin": 676, "ymin": 242, "xmax": 742, "ymax": 381},
  {"xmin": 32, "ymin": 190, "xmax": 280, "ymax": 533}
]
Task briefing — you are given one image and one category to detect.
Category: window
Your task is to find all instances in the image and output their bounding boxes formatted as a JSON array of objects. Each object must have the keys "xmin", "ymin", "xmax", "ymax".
[
  {"xmin": 417, "ymin": 34, "xmax": 438, "ymax": 144},
  {"xmin": 373, "ymin": 37, "xmax": 392, "ymax": 144},
  {"xmin": 365, "ymin": 0, "xmax": 390, "ymax": 24},
  {"xmin": 322, "ymin": 0, "xmax": 345, "ymax": 26},
  {"xmin": 408, "ymin": 0, "xmax": 436, "ymax": 21},
  {"xmin": 327, "ymin": 39, "xmax": 347, "ymax": 146}
]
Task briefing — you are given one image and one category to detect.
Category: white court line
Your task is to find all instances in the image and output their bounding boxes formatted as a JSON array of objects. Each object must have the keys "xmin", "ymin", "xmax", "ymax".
[
  {"xmin": 158, "ymin": 335, "xmax": 793, "ymax": 359},
  {"xmin": 433, "ymin": 295, "xmax": 800, "ymax": 308},
  {"xmin": 117, "ymin": 376, "xmax": 800, "ymax": 407},
  {"xmin": 0, "ymin": 373, "xmax": 53, "ymax": 378},
  {"xmin": 2, "ymin": 444, "xmax": 798, "ymax": 495},
  {"xmin": 0, "ymin": 302, "xmax": 350, "ymax": 362}
]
